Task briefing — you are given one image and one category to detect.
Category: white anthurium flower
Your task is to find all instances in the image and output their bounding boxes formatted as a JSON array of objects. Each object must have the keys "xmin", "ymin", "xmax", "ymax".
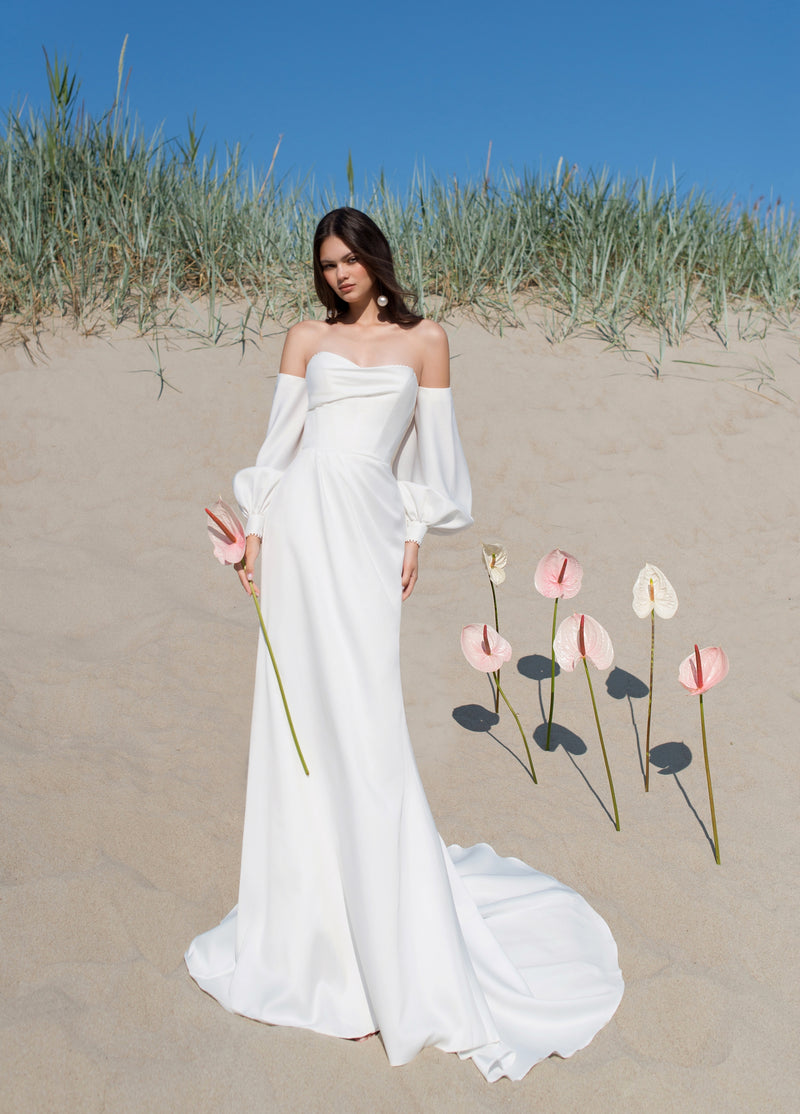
[
  {"xmin": 632, "ymin": 563, "xmax": 678, "ymax": 619},
  {"xmin": 482, "ymin": 542, "xmax": 507, "ymax": 585}
]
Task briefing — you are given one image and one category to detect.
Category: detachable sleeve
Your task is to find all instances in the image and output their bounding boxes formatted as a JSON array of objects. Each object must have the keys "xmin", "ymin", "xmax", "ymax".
[
  {"xmin": 393, "ymin": 386, "xmax": 473, "ymax": 546},
  {"xmin": 232, "ymin": 373, "xmax": 308, "ymax": 538}
]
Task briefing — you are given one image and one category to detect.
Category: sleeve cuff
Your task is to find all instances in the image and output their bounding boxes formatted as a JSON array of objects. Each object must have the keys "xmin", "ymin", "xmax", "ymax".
[
  {"xmin": 244, "ymin": 513, "xmax": 265, "ymax": 538},
  {"xmin": 405, "ymin": 521, "xmax": 428, "ymax": 546}
]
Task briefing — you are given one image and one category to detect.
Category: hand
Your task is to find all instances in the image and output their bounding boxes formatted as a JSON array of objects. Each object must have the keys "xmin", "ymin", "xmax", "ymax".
[
  {"xmin": 236, "ymin": 534, "xmax": 262, "ymax": 595},
  {"xmin": 401, "ymin": 540, "xmax": 419, "ymax": 600}
]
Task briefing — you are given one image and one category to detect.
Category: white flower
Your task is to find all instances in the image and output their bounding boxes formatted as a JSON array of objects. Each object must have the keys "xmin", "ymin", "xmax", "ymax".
[
  {"xmin": 632, "ymin": 563, "xmax": 678, "ymax": 619},
  {"xmin": 482, "ymin": 542, "xmax": 507, "ymax": 585}
]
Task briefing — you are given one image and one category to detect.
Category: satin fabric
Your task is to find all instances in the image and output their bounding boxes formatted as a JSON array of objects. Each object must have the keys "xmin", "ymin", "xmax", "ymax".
[{"xmin": 185, "ymin": 352, "xmax": 623, "ymax": 1081}]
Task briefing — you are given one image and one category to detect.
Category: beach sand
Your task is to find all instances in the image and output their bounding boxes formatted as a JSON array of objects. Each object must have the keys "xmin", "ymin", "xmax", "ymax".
[{"xmin": 2, "ymin": 310, "xmax": 798, "ymax": 1112}]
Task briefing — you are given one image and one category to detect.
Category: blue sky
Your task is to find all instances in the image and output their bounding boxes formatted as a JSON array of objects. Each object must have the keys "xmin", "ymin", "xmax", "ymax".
[{"xmin": 2, "ymin": 0, "xmax": 798, "ymax": 208}]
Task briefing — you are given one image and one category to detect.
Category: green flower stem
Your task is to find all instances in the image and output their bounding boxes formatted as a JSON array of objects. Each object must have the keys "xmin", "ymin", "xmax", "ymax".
[
  {"xmin": 582, "ymin": 657, "xmax": 620, "ymax": 830},
  {"xmin": 490, "ymin": 578, "xmax": 500, "ymax": 714},
  {"xmin": 545, "ymin": 597, "xmax": 559, "ymax": 750},
  {"xmin": 497, "ymin": 682, "xmax": 537, "ymax": 784},
  {"xmin": 699, "ymin": 693, "xmax": 720, "ymax": 864},
  {"xmin": 250, "ymin": 587, "xmax": 309, "ymax": 777},
  {"xmin": 645, "ymin": 609, "xmax": 655, "ymax": 791}
]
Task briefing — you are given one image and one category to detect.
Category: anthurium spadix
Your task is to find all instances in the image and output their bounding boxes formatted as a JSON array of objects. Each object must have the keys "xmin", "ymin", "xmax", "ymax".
[
  {"xmin": 535, "ymin": 548, "xmax": 583, "ymax": 751},
  {"xmin": 206, "ymin": 498, "xmax": 246, "ymax": 566},
  {"xmin": 679, "ymin": 645, "xmax": 729, "ymax": 864},
  {"xmin": 554, "ymin": 613, "xmax": 620, "ymax": 831},
  {"xmin": 461, "ymin": 624, "xmax": 537, "ymax": 784},
  {"xmin": 481, "ymin": 542, "xmax": 508, "ymax": 712},
  {"xmin": 632, "ymin": 563, "xmax": 678, "ymax": 791},
  {"xmin": 204, "ymin": 502, "xmax": 308, "ymax": 777}
]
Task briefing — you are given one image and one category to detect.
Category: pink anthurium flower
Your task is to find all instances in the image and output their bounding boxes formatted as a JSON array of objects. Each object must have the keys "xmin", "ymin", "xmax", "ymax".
[
  {"xmin": 205, "ymin": 498, "xmax": 246, "ymax": 566},
  {"xmin": 481, "ymin": 544, "xmax": 508, "ymax": 714},
  {"xmin": 633, "ymin": 563, "xmax": 678, "ymax": 792},
  {"xmin": 204, "ymin": 501, "xmax": 308, "ymax": 776},
  {"xmin": 553, "ymin": 613, "xmax": 619, "ymax": 831},
  {"xmin": 535, "ymin": 548, "xmax": 583, "ymax": 751},
  {"xmin": 461, "ymin": 624, "xmax": 537, "ymax": 784},
  {"xmin": 461, "ymin": 623, "xmax": 513, "ymax": 672},
  {"xmin": 553, "ymin": 612, "xmax": 614, "ymax": 672},
  {"xmin": 678, "ymin": 645, "xmax": 729, "ymax": 695},
  {"xmin": 534, "ymin": 549, "xmax": 583, "ymax": 599},
  {"xmin": 679, "ymin": 644, "xmax": 729, "ymax": 865}
]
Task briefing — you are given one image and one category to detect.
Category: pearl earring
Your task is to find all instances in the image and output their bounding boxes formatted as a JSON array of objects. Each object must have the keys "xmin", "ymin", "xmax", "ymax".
[
  {"xmin": 326, "ymin": 307, "xmax": 337, "ymax": 320},
  {"xmin": 377, "ymin": 294, "xmax": 389, "ymax": 307}
]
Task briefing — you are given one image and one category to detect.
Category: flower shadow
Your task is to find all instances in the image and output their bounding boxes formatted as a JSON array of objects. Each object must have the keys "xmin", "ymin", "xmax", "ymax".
[
  {"xmin": 532, "ymin": 722, "xmax": 616, "ymax": 829},
  {"xmin": 605, "ymin": 666, "xmax": 649, "ymax": 783},
  {"xmin": 532, "ymin": 722, "xmax": 586, "ymax": 755},
  {"xmin": 650, "ymin": 741, "xmax": 716, "ymax": 857},
  {"xmin": 517, "ymin": 654, "xmax": 560, "ymax": 726},
  {"xmin": 650, "ymin": 740, "xmax": 692, "ymax": 775},
  {"xmin": 452, "ymin": 704, "xmax": 535, "ymax": 783},
  {"xmin": 517, "ymin": 654, "xmax": 561, "ymax": 683}
]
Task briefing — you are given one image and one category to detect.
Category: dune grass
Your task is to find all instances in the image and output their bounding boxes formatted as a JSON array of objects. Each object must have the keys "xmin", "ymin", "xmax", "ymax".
[{"xmin": 2, "ymin": 50, "xmax": 798, "ymax": 349}]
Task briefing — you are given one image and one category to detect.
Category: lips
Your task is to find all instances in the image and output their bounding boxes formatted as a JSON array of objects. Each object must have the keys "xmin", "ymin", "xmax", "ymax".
[{"xmin": 339, "ymin": 283, "xmax": 354, "ymax": 293}]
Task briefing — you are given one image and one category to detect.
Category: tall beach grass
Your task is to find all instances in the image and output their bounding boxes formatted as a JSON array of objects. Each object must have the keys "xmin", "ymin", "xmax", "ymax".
[{"xmin": 2, "ymin": 51, "xmax": 798, "ymax": 348}]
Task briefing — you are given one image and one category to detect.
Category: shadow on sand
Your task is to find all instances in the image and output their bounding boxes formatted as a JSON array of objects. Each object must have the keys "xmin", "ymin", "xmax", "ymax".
[
  {"xmin": 452, "ymin": 703, "xmax": 536, "ymax": 783},
  {"xmin": 650, "ymin": 741, "xmax": 716, "ymax": 856}
]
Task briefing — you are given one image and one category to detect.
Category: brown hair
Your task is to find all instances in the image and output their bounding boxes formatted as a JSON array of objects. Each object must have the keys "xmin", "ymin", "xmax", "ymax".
[{"xmin": 313, "ymin": 207, "xmax": 422, "ymax": 325}]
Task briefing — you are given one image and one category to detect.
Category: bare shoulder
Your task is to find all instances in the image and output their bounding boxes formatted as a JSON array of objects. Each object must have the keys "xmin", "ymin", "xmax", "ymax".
[
  {"xmin": 413, "ymin": 319, "xmax": 450, "ymax": 387},
  {"xmin": 279, "ymin": 320, "xmax": 327, "ymax": 377}
]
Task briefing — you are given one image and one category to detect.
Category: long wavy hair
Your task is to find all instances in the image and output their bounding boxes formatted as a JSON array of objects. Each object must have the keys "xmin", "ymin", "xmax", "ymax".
[{"xmin": 313, "ymin": 207, "xmax": 422, "ymax": 325}]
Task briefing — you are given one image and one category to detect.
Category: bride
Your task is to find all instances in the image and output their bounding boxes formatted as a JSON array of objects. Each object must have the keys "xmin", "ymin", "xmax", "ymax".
[{"xmin": 185, "ymin": 207, "xmax": 623, "ymax": 1082}]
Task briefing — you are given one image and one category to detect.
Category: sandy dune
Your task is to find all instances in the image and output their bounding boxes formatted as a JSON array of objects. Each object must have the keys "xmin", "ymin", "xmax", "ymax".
[{"xmin": 2, "ymin": 309, "xmax": 798, "ymax": 1112}]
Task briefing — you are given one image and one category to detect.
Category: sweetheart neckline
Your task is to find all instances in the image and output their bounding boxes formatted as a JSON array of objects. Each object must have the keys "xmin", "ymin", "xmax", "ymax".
[{"xmin": 309, "ymin": 350, "xmax": 418, "ymax": 378}]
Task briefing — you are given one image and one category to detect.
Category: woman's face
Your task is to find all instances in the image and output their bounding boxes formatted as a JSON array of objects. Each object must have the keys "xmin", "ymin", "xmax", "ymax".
[{"xmin": 318, "ymin": 235, "xmax": 375, "ymax": 305}]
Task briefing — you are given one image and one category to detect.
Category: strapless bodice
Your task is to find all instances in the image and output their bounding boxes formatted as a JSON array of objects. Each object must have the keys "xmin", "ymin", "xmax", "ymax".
[{"xmin": 300, "ymin": 351, "xmax": 419, "ymax": 465}]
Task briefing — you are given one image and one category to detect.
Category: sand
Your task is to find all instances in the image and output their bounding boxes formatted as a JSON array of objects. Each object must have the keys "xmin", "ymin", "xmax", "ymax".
[{"xmin": 1, "ymin": 308, "xmax": 798, "ymax": 1112}]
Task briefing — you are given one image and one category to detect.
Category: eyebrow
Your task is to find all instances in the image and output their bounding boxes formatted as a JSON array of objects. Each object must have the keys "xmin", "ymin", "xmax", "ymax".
[{"xmin": 319, "ymin": 250, "xmax": 357, "ymax": 264}]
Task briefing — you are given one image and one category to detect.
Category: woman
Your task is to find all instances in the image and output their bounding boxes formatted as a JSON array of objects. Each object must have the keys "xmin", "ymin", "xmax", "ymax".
[{"xmin": 185, "ymin": 208, "xmax": 623, "ymax": 1082}]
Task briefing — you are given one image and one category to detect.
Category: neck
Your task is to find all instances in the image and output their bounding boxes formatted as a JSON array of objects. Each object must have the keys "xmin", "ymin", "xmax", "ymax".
[{"xmin": 339, "ymin": 295, "xmax": 382, "ymax": 326}]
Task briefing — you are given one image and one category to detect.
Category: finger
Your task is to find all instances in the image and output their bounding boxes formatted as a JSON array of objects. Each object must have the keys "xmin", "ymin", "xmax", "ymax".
[{"xmin": 237, "ymin": 566, "xmax": 252, "ymax": 595}]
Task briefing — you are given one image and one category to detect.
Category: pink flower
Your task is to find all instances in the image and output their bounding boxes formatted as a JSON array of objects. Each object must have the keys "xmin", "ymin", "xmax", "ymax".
[
  {"xmin": 553, "ymin": 613, "xmax": 614, "ymax": 672},
  {"xmin": 678, "ymin": 645, "xmax": 729, "ymax": 695},
  {"xmin": 205, "ymin": 499, "xmax": 246, "ymax": 565},
  {"xmin": 534, "ymin": 549, "xmax": 583, "ymax": 599},
  {"xmin": 461, "ymin": 623, "xmax": 513, "ymax": 673}
]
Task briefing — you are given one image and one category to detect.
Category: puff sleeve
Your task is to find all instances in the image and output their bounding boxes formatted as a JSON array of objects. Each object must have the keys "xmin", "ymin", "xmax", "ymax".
[
  {"xmin": 393, "ymin": 386, "xmax": 473, "ymax": 545},
  {"xmin": 233, "ymin": 373, "xmax": 308, "ymax": 538}
]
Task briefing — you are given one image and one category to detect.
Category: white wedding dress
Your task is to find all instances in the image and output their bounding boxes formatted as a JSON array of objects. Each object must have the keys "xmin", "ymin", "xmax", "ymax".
[{"xmin": 185, "ymin": 352, "xmax": 623, "ymax": 1082}]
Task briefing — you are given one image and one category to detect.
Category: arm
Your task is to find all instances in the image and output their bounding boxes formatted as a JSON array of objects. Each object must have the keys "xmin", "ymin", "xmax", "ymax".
[
  {"xmin": 396, "ymin": 325, "xmax": 473, "ymax": 599},
  {"xmin": 234, "ymin": 325, "xmax": 316, "ymax": 593}
]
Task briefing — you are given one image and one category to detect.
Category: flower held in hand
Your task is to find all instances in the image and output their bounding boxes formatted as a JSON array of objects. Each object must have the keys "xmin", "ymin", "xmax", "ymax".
[
  {"xmin": 206, "ymin": 499, "xmax": 246, "ymax": 565},
  {"xmin": 204, "ymin": 502, "xmax": 308, "ymax": 776}
]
